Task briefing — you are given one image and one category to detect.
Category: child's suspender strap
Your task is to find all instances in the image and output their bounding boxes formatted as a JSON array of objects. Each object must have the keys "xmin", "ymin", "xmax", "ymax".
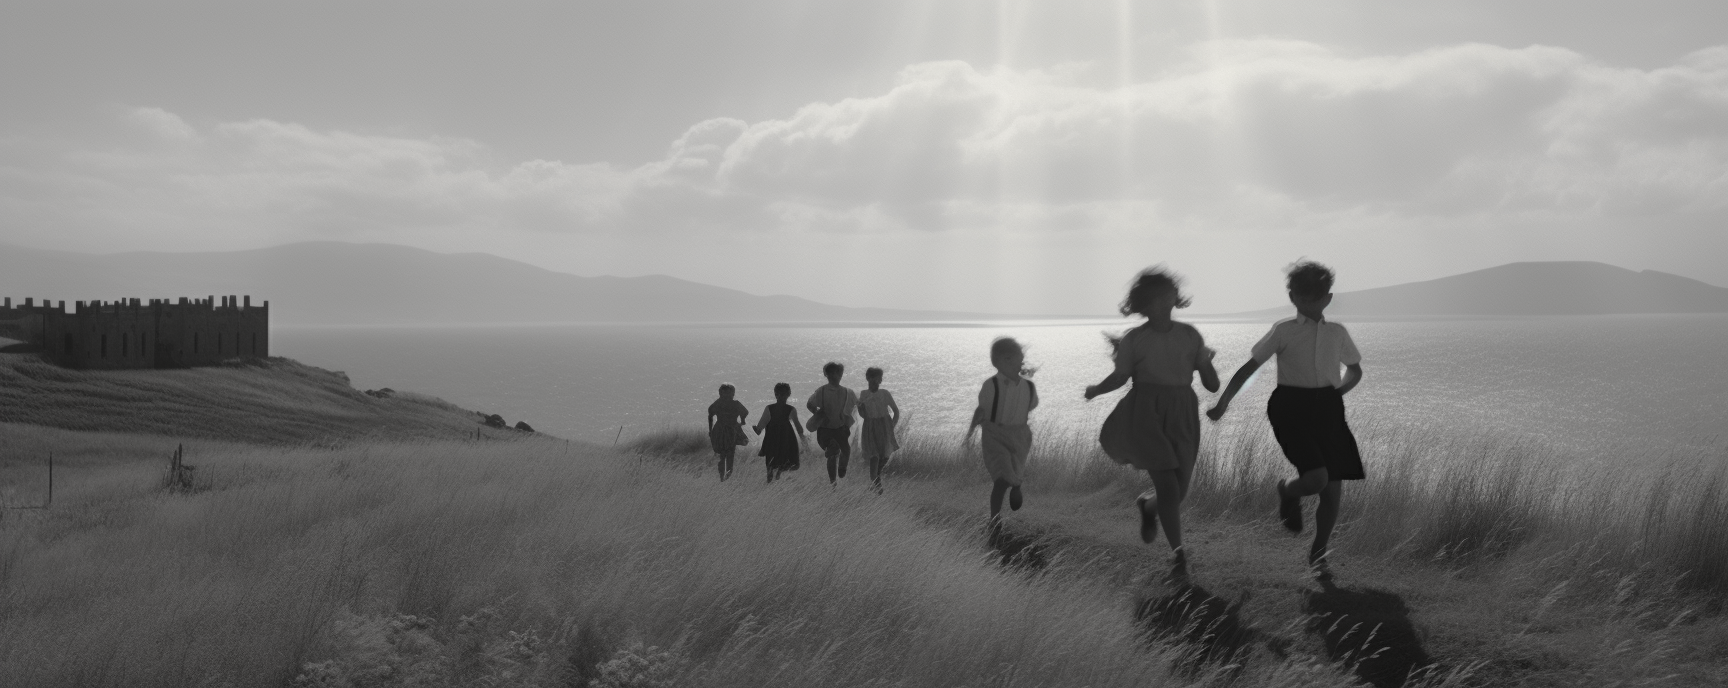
[{"xmin": 990, "ymin": 377, "xmax": 999, "ymax": 423}]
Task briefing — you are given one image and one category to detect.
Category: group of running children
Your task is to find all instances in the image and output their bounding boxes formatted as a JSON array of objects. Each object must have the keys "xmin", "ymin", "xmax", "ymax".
[{"xmin": 705, "ymin": 261, "xmax": 1365, "ymax": 581}]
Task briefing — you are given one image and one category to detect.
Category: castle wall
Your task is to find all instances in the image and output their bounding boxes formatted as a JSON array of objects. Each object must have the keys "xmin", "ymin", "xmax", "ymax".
[
  {"xmin": 64, "ymin": 299, "xmax": 160, "ymax": 370},
  {"xmin": 3, "ymin": 295, "xmax": 269, "ymax": 370},
  {"xmin": 0, "ymin": 297, "xmax": 50, "ymax": 346}
]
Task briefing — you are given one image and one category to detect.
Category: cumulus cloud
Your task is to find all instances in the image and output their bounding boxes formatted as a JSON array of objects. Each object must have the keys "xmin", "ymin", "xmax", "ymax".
[{"xmin": 4, "ymin": 40, "xmax": 1728, "ymax": 251}]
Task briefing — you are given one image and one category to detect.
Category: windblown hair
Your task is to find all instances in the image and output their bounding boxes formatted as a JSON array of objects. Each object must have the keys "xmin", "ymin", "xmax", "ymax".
[
  {"xmin": 989, "ymin": 337, "xmax": 1037, "ymax": 376},
  {"xmin": 773, "ymin": 382, "xmax": 791, "ymax": 397},
  {"xmin": 1285, "ymin": 260, "xmax": 1335, "ymax": 299},
  {"xmin": 717, "ymin": 383, "xmax": 736, "ymax": 395},
  {"xmin": 822, "ymin": 361, "xmax": 845, "ymax": 378},
  {"xmin": 1119, "ymin": 266, "xmax": 1192, "ymax": 316},
  {"xmin": 865, "ymin": 366, "xmax": 884, "ymax": 380}
]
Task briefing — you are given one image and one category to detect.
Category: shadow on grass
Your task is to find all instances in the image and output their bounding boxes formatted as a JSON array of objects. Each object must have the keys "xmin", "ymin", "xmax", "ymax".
[
  {"xmin": 1303, "ymin": 580, "xmax": 1435, "ymax": 688},
  {"xmin": 986, "ymin": 522, "xmax": 1050, "ymax": 573},
  {"xmin": 1134, "ymin": 583, "xmax": 1267, "ymax": 676}
]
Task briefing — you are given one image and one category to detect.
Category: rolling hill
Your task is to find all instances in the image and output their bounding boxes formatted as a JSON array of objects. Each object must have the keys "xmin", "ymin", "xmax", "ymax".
[
  {"xmin": 1208, "ymin": 261, "xmax": 1728, "ymax": 319},
  {"xmin": 0, "ymin": 242, "xmax": 1017, "ymax": 325}
]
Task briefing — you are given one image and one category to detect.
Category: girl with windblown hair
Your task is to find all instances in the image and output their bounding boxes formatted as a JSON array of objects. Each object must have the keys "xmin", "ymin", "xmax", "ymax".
[{"xmin": 1086, "ymin": 268, "xmax": 1220, "ymax": 581}]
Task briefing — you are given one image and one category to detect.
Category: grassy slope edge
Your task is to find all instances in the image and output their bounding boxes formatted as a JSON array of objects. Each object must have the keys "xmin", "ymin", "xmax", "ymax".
[{"xmin": 0, "ymin": 353, "xmax": 499, "ymax": 444}]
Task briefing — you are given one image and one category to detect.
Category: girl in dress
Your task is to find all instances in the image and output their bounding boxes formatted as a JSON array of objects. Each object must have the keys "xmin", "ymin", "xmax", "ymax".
[
  {"xmin": 1086, "ymin": 268, "xmax": 1220, "ymax": 581},
  {"xmin": 856, "ymin": 366, "xmax": 901, "ymax": 494},
  {"xmin": 706, "ymin": 383, "xmax": 750, "ymax": 481},
  {"xmin": 754, "ymin": 382, "xmax": 808, "ymax": 483}
]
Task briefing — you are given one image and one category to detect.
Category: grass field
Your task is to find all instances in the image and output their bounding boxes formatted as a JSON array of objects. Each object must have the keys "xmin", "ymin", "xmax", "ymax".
[
  {"xmin": 631, "ymin": 416, "xmax": 1728, "ymax": 686},
  {"xmin": 3, "ymin": 430, "xmax": 1314, "ymax": 688},
  {"xmin": 1, "ymin": 360, "xmax": 1724, "ymax": 686}
]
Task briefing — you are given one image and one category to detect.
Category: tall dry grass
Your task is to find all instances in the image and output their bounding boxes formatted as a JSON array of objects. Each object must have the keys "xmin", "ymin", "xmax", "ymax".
[
  {"xmin": 6, "ymin": 432, "xmax": 1283, "ymax": 688},
  {"xmin": 630, "ymin": 412, "xmax": 1728, "ymax": 594}
]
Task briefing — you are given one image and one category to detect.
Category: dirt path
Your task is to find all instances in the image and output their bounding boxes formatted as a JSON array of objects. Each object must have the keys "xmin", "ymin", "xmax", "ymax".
[{"xmin": 895, "ymin": 483, "xmax": 1462, "ymax": 687}]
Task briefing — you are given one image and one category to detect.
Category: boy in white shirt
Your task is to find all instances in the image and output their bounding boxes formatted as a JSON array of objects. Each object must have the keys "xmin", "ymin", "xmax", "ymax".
[
  {"xmin": 1208, "ymin": 261, "xmax": 1364, "ymax": 579},
  {"xmin": 806, "ymin": 361, "xmax": 859, "ymax": 486}
]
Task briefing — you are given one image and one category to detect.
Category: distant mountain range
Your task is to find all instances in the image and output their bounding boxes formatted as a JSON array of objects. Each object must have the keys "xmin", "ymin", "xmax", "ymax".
[
  {"xmin": 1209, "ymin": 261, "xmax": 1728, "ymax": 319},
  {"xmin": 0, "ymin": 242, "xmax": 1022, "ymax": 325},
  {"xmin": 2, "ymin": 243, "xmax": 1723, "ymax": 325}
]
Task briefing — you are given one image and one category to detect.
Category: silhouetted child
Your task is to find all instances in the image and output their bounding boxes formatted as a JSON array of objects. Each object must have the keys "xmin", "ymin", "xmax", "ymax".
[
  {"xmin": 706, "ymin": 383, "xmax": 750, "ymax": 481},
  {"xmin": 754, "ymin": 382, "xmax": 807, "ymax": 483},
  {"xmin": 1208, "ymin": 261, "xmax": 1364, "ymax": 580},
  {"xmin": 966, "ymin": 337, "xmax": 1038, "ymax": 532},
  {"xmin": 857, "ymin": 366, "xmax": 901, "ymax": 494},
  {"xmin": 1086, "ymin": 268, "xmax": 1220, "ymax": 581},
  {"xmin": 806, "ymin": 361, "xmax": 858, "ymax": 486}
]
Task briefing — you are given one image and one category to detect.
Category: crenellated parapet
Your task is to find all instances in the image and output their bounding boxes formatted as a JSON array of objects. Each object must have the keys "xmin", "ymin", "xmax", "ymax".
[{"xmin": 0, "ymin": 295, "xmax": 270, "ymax": 369}]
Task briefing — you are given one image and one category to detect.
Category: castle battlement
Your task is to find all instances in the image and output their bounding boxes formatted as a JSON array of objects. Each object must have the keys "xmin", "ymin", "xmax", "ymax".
[{"xmin": 0, "ymin": 295, "xmax": 269, "ymax": 370}]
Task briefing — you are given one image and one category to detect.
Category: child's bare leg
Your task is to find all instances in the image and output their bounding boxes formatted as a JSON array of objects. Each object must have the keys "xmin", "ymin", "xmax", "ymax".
[
  {"xmin": 1287, "ymin": 467, "xmax": 1330, "ymax": 496},
  {"xmin": 1148, "ymin": 470, "xmax": 1186, "ymax": 553},
  {"xmin": 990, "ymin": 479, "xmax": 1011, "ymax": 521},
  {"xmin": 1311, "ymin": 481, "xmax": 1342, "ymax": 563},
  {"xmin": 837, "ymin": 442, "xmax": 851, "ymax": 479},
  {"xmin": 869, "ymin": 455, "xmax": 884, "ymax": 491}
]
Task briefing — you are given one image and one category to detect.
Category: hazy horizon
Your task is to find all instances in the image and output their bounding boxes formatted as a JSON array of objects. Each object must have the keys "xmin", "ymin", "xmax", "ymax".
[{"xmin": 4, "ymin": 1, "xmax": 1727, "ymax": 314}]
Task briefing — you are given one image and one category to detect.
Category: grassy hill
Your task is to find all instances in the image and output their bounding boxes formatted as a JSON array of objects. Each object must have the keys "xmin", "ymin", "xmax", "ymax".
[
  {"xmin": 1, "ymin": 360, "xmax": 1723, "ymax": 687},
  {"xmin": 0, "ymin": 353, "xmax": 504, "ymax": 444}
]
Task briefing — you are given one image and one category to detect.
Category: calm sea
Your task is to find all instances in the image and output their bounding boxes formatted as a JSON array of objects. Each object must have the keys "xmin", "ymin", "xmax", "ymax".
[{"xmin": 274, "ymin": 315, "xmax": 1728, "ymax": 461}]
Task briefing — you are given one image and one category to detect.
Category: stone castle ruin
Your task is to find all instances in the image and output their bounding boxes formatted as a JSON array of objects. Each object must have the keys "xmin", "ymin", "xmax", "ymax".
[{"xmin": 0, "ymin": 295, "xmax": 268, "ymax": 369}]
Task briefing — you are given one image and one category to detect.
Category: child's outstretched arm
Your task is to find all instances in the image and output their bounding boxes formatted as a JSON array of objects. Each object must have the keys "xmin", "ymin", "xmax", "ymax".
[
  {"xmin": 1338, "ymin": 363, "xmax": 1363, "ymax": 395},
  {"xmin": 753, "ymin": 407, "xmax": 769, "ymax": 435},
  {"xmin": 707, "ymin": 411, "xmax": 716, "ymax": 433},
  {"xmin": 965, "ymin": 406, "xmax": 987, "ymax": 444},
  {"xmin": 1198, "ymin": 348, "xmax": 1221, "ymax": 393},
  {"xmin": 1084, "ymin": 372, "xmax": 1129, "ymax": 400},
  {"xmin": 887, "ymin": 393, "xmax": 900, "ymax": 425},
  {"xmin": 1207, "ymin": 358, "xmax": 1262, "ymax": 421}
]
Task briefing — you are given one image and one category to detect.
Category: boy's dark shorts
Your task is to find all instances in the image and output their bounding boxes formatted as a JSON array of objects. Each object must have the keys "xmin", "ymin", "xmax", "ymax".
[
  {"xmin": 1267, "ymin": 385, "xmax": 1365, "ymax": 480},
  {"xmin": 816, "ymin": 426, "xmax": 851, "ymax": 458}
]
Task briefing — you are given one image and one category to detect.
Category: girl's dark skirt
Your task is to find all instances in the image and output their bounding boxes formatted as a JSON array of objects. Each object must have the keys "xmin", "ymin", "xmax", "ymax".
[
  {"xmin": 1266, "ymin": 385, "xmax": 1364, "ymax": 481},
  {"xmin": 1099, "ymin": 383, "xmax": 1200, "ymax": 472},
  {"xmin": 709, "ymin": 422, "xmax": 747, "ymax": 455}
]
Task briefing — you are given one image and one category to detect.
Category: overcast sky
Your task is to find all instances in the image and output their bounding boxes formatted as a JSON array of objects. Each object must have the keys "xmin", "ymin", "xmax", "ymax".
[{"xmin": 2, "ymin": 1, "xmax": 1725, "ymax": 314}]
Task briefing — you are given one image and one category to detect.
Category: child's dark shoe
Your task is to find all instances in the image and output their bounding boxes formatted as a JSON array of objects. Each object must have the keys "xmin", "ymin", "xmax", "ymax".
[
  {"xmin": 1008, "ymin": 485, "xmax": 1024, "ymax": 511},
  {"xmin": 1164, "ymin": 548, "xmax": 1190, "ymax": 584},
  {"xmin": 1277, "ymin": 479, "xmax": 1303, "ymax": 533},
  {"xmin": 1136, "ymin": 493, "xmax": 1159, "ymax": 544},
  {"xmin": 1309, "ymin": 556, "xmax": 1332, "ymax": 583}
]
